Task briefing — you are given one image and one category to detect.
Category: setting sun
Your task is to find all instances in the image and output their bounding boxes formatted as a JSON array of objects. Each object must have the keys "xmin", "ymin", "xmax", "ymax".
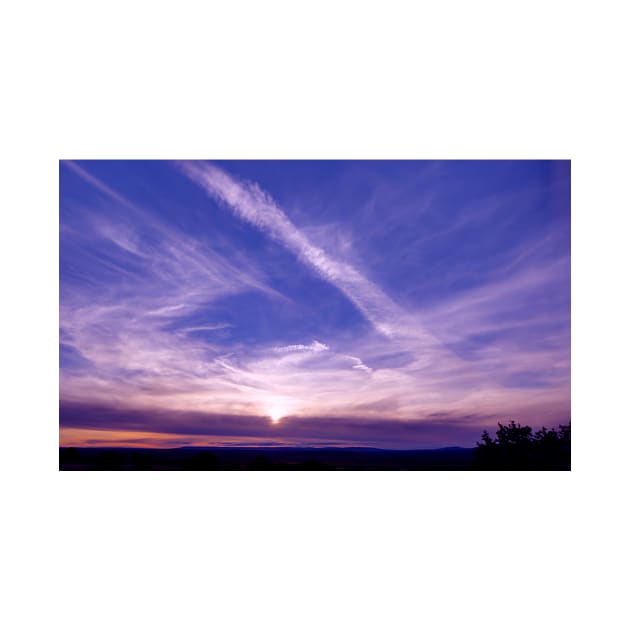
[
  {"xmin": 268, "ymin": 408, "xmax": 285, "ymax": 423},
  {"xmin": 267, "ymin": 399, "xmax": 290, "ymax": 423}
]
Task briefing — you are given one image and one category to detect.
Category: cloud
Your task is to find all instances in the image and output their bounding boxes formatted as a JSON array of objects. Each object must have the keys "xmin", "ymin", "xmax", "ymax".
[
  {"xmin": 62, "ymin": 161, "xmax": 142, "ymax": 213},
  {"xmin": 178, "ymin": 324, "xmax": 233, "ymax": 333},
  {"xmin": 178, "ymin": 161, "xmax": 429, "ymax": 340},
  {"xmin": 274, "ymin": 340, "xmax": 329, "ymax": 353},
  {"xmin": 58, "ymin": 401, "xmax": 521, "ymax": 449}
]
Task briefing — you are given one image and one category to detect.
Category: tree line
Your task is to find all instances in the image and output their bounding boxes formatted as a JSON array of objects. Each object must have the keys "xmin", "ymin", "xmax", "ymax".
[{"xmin": 472, "ymin": 420, "xmax": 571, "ymax": 470}]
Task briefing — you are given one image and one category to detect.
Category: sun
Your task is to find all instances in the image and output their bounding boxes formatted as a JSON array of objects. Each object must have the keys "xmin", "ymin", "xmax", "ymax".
[
  {"xmin": 266, "ymin": 399, "xmax": 290, "ymax": 424},
  {"xmin": 268, "ymin": 407, "xmax": 285, "ymax": 423}
]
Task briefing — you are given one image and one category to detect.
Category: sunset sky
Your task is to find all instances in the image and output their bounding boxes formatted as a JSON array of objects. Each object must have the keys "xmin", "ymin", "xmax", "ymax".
[{"xmin": 59, "ymin": 160, "xmax": 570, "ymax": 448}]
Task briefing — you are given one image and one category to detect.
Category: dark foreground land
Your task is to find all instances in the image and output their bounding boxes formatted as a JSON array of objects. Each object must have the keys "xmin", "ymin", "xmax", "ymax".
[{"xmin": 60, "ymin": 446, "xmax": 478, "ymax": 471}]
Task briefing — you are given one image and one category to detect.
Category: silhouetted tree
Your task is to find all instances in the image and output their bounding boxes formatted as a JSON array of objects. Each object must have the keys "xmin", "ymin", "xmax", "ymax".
[{"xmin": 473, "ymin": 420, "xmax": 570, "ymax": 470}]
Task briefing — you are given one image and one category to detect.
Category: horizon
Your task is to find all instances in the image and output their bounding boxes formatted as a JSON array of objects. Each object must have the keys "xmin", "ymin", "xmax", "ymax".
[
  {"xmin": 60, "ymin": 160, "xmax": 570, "ymax": 449},
  {"xmin": 60, "ymin": 443, "xmax": 473, "ymax": 451}
]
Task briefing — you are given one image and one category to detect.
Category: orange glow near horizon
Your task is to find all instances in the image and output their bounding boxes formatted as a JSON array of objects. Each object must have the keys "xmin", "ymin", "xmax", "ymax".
[
  {"xmin": 59, "ymin": 427, "xmax": 310, "ymax": 449},
  {"xmin": 60, "ymin": 428, "xmax": 220, "ymax": 449}
]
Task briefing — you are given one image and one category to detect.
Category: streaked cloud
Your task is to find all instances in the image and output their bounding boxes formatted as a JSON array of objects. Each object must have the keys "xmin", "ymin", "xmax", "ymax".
[{"xmin": 179, "ymin": 161, "xmax": 427, "ymax": 340}]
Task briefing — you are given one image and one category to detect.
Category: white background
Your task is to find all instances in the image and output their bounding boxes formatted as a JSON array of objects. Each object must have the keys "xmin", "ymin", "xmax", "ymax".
[{"xmin": 1, "ymin": 1, "xmax": 629, "ymax": 629}]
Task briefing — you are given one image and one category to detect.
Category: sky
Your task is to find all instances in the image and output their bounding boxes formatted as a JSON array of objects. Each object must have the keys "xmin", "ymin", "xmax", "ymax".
[{"xmin": 59, "ymin": 160, "xmax": 570, "ymax": 449}]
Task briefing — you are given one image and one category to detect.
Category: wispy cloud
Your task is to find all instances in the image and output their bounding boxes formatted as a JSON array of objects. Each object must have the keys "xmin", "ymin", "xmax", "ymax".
[
  {"xmin": 178, "ymin": 324, "xmax": 233, "ymax": 333},
  {"xmin": 274, "ymin": 340, "xmax": 329, "ymax": 353},
  {"xmin": 178, "ymin": 161, "xmax": 426, "ymax": 340},
  {"xmin": 63, "ymin": 161, "xmax": 142, "ymax": 213}
]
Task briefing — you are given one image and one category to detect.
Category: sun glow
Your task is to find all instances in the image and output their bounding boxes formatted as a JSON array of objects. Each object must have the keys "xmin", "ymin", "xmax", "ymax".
[{"xmin": 266, "ymin": 398, "xmax": 291, "ymax": 424}]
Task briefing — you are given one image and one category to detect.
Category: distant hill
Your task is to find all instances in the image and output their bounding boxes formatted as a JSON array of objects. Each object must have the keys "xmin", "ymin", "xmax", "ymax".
[{"xmin": 60, "ymin": 446, "xmax": 476, "ymax": 471}]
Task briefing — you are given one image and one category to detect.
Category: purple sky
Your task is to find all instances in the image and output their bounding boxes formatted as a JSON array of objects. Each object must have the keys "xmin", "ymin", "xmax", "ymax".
[{"xmin": 59, "ymin": 160, "xmax": 570, "ymax": 448}]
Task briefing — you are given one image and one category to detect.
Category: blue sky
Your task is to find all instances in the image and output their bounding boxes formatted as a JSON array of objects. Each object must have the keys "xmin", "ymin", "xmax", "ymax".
[{"xmin": 59, "ymin": 160, "xmax": 570, "ymax": 448}]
